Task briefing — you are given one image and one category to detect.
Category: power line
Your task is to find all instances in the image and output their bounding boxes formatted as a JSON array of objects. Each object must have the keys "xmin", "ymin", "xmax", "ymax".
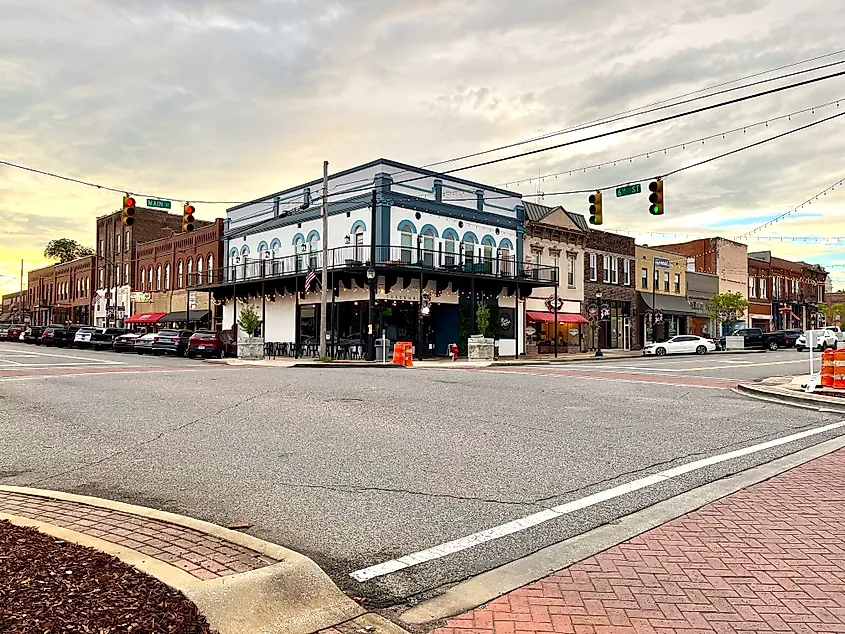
[
  {"xmin": 736, "ymin": 176, "xmax": 845, "ymax": 238},
  {"xmin": 425, "ymin": 56, "xmax": 845, "ymax": 172},
  {"xmin": 495, "ymin": 99, "xmax": 842, "ymax": 188}
]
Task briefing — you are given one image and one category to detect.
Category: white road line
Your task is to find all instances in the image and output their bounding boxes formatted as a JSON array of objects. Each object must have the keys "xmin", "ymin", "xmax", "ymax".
[
  {"xmin": 0, "ymin": 348, "xmax": 122, "ymax": 364},
  {"xmin": 0, "ymin": 358, "xmax": 24, "ymax": 365},
  {"xmin": 0, "ymin": 362, "xmax": 122, "ymax": 369},
  {"xmin": 0, "ymin": 368, "xmax": 210, "ymax": 382},
  {"xmin": 349, "ymin": 421, "xmax": 845, "ymax": 582},
  {"xmin": 720, "ymin": 360, "xmax": 753, "ymax": 364}
]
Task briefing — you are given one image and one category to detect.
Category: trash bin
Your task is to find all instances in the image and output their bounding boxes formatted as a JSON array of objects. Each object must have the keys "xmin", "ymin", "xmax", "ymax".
[{"xmin": 375, "ymin": 338, "xmax": 392, "ymax": 362}]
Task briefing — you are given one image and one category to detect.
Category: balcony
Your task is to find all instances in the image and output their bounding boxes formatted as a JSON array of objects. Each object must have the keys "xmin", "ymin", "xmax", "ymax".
[{"xmin": 192, "ymin": 245, "xmax": 558, "ymax": 289}]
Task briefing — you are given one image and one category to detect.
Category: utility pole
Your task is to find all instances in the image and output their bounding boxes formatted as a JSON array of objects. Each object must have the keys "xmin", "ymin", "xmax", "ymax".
[
  {"xmin": 319, "ymin": 160, "xmax": 329, "ymax": 359},
  {"xmin": 19, "ymin": 258, "xmax": 24, "ymax": 323}
]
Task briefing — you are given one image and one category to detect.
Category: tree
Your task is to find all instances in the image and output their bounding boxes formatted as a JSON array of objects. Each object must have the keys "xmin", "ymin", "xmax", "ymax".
[
  {"xmin": 818, "ymin": 302, "xmax": 845, "ymax": 324},
  {"xmin": 44, "ymin": 239, "xmax": 95, "ymax": 264},
  {"xmin": 476, "ymin": 304, "xmax": 490, "ymax": 337},
  {"xmin": 708, "ymin": 292, "xmax": 749, "ymax": 334},
  {"xmin": 237, "ymin": 304, "xmax": 261, "ymax": 337}
]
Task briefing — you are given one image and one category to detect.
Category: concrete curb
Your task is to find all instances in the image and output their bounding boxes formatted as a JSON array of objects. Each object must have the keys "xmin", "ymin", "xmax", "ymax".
[
  {"xmin": 399, "ymin": 434, "xmax": 845, "ymax": 626},
  {"xmin": 736, "ymin": 383, "xmax": 845, "ymax": 414},
  {"xmin": 0, "ymin": 485, "xmax": 365, "ymax": 634}
]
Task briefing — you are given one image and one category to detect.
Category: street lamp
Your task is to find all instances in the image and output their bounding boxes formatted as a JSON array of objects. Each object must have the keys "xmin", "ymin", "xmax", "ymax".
[{"xmin": 595, "ymin": 290, "xmax": 603, "ymax": 357}]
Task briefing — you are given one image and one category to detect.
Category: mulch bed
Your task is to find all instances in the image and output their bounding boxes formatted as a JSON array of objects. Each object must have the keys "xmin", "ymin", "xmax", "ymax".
[{"xmin": 0, "ymin": 520, "xmax": 216, "ymax": 634}]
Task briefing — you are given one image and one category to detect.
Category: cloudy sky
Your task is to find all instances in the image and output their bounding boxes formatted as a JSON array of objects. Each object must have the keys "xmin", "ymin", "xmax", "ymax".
[{"xmin": 2, "ymin": 0, "xmax": 845, "ymax": 293}]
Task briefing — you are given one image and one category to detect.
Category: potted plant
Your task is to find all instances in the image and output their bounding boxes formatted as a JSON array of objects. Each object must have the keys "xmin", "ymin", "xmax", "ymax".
[{"xmin": 237, "ymin": 304, "xmax": 264, "ymax": 359}]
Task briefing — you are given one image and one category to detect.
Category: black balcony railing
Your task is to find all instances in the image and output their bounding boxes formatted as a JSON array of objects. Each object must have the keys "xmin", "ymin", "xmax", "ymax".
[{"xmin": 188, "ymin": 245, "xmax": 557, "ymax": 287}]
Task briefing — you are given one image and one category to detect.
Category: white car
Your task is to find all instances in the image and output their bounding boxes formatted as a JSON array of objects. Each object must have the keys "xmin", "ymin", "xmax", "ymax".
[
  {"xmin": 795, "ymin": 329, "xmax": 838, "ymax": 351},
  {"xmin": 73, "ymin": 326, "xmax": 99, "ymax": 348},
  {"xmin": 644, "ymin": 335, "xmax": 716, "ymax": 356}
]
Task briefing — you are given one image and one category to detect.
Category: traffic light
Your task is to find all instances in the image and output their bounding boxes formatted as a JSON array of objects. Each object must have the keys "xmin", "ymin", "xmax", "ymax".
[
  {"xmin": 588, "ymin": 191, "xmax": 603, "ymax": 225},
  {"xmin": 121, "ymin": 196, "xmax": 136, "ymax": 226},
  {"xmin": 648, "ymin": 179, "xmax": 664, "ymax": 215},
  {"xmin": 182, "ymin": 203, "xmax": 196, "ymax": 232}
]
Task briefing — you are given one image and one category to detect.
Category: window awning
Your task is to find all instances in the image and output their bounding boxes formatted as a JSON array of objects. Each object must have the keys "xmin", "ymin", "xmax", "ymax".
[
  {"xmin": 159, "ymin": 310, "xmax": 210, "ymax": 323},
  {"xmin": 526, "ymin": 310, "xmax": 589, "ymax": 324},
  {"xmin": 638, "ymin": 293, "xmax": 698, "ymax": 317},
  {"xmin": 124, "ymin": 312, "xmax": 167, "ymax": 324}
]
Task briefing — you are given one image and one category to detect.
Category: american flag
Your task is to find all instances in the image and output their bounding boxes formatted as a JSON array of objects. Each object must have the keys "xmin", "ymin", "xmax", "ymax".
[{"xmin": 305, "ymin": 266, "xmax": 317, "ymax": 292}]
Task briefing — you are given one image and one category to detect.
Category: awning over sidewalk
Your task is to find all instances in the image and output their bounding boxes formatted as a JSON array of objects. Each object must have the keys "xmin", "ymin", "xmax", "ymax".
[
  {"xmin": 159, "ymin": 310, "xmax": 210, "ymax": 323},
  {"xmin": 638, "ymin": 293, "xmax": 698, "ymax": 317},
  {"xmin": 526, "ymin": 310, "xmax": 589, "ymax": 324},
  {"xmin": 124, "ymin": 312, "xmax": 167, "ymax": 324}
]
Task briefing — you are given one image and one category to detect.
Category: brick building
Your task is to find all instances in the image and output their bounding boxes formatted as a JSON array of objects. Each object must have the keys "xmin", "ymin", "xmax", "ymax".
[
  {"xmin": 583, "ymin": 229, "xmax": 637, "ymax": 350},
  {"xmin": 635, "ymin": 245, "xmax": 693, "ymax": 345},
  {"xmin": 0, "ymin": 290, "xmax": 26, "ymax": 323},
  {"xmin": 522, "ymin": 202, "xmax": 589, "ymax": 354},
  {"xmin": 748, "ymin": 251, "xmax": 828, "ymax": 331},
  {"xmin": 656, "ymin": 237, "xmax": 748, "ymax": 334},
  {"xmin": 27, "ymin": 256, "xmax": 96, "ymax": 326},
  {"xmin": 130, "ymin": 219, "xmax": 224, "ymax": 328},
  {"xmin": 95, "ymin": 206, "xmax": 212, "ymax": 327}
]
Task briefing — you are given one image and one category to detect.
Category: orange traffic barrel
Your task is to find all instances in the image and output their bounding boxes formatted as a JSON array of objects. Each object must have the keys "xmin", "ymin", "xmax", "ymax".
[
  {"xmin": 404, "ymin": 344, "xmax": 414, "ymax": 368},
  {"xmin": 392, "ymin": 342, "xmax": 406, "ymax": 365},
  {"xmin": 834, "ymin": 349, "xmax": 845, "ymax": 389},
  {"xmin": 821, "ymin": 349, "xmax": 835, "ymax": 388}
]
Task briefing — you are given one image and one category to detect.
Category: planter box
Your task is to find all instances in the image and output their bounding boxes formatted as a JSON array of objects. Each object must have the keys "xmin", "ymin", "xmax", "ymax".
[
  {"xmin": 467, "ymin": 335, "xmax": 494, "ymax": 361},
  {"xmin": 238, "ymin": 336, "xmax": 265, "ymax": 360}
]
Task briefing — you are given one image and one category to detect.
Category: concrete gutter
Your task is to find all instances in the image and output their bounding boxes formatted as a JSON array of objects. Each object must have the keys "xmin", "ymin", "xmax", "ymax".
[
  {"xmin": 0, "ymin": 485, "xmax": 368, "ymax": 634},
  {"xmin": 736, "ymin": 382, "xmax": 845, "ymax": 414}
]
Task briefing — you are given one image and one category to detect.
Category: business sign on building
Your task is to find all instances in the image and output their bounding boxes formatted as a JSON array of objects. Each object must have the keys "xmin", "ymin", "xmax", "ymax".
[{"xmin": 130, "ymin": 292, "xmax": 152, "ymax": 302}]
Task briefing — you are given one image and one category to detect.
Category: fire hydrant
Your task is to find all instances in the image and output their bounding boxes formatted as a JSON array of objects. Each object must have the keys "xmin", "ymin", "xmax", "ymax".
[{"xmin": 449, "ymin": 343, "xmax": 459, "ymax": 361}]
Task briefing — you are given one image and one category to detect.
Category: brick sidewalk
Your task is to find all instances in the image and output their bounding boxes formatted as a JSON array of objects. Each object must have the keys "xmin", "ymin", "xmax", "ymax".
[
  {"xmin": 433, "ymin": 448, "xmax": 845, "ymax": 634},
  {"xmin": 0, "ymin": 490, "xmax": 277, "ymax": 580}
]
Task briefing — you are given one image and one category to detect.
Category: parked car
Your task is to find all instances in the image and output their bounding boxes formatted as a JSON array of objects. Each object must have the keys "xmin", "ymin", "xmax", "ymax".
[
  {"xmin": 73, "ymin": 326, "xmax": 100, "ymax": 348},
  {"xmin": 6, "ymin": 324, "xmax": 26, "ymax": 342},
  {"xmin": 187, "ymin": 330, "xmax": 237, "ymax": 359},
  {"xmin": 134, "ymin": 333, "xmax": 159, "ymax": 355},
  {"xmin": 0, "ymin": 324, "xmax": 9, "ymax": 339},
  {"xmin": 41, "ymin": 324, "xmax": 67, "ymax": 347},
  {"xmin": 795, "ymin": 329, "xmax": 838, "ymax": 351},
  {"xmin": 22, "ymin": 326, "xmax": 44, "ymax": 344},
  {"xmin": 151, "ymin": 329, "xmax": 194, "ymax": 356},
  {"xmin": 717, "ymin": 327, "xmax": 787, "ymax": 351},
  {"xmin": 774, "ymin": 328, "xmax": 803, "ymax": 348},
  {"xmin": 825, "ymin": 326, "xmax": 845, "ymax": 344},
  {"xmin": 113, "ymin": 332, "xmax": 142, "ymax": 352},
  {"xmin": 644, "ymin": 335, "xmax": 716, "ymax": 356},
  {"xmin": 90, "ymin": 327, "xmax": 127, "ymax": 351}
]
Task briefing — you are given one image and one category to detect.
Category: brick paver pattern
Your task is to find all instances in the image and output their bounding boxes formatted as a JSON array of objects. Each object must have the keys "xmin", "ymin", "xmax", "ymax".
[
  {"xmin": 434, "ymin": 448, "xmax": 845, "ymax": 634},
  {"xmin": 0, "ymin": 491, "xmax": 277, "ymax": 580}
]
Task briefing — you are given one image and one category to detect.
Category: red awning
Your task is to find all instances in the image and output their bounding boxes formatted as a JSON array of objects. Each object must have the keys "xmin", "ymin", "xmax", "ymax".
[
  {"xmin": 526, "ymin": 311, "xmax": 589, "ymax": 324},
  {"xmin": 124, "ymin": 312, "xmax": 167, "ymax": 324}
]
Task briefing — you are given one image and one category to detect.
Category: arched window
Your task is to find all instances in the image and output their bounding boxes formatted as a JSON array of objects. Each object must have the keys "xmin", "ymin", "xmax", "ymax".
[
  {"xmin": 397, "ymin": 220, "xmax": 416, "ymax": 263},
  {"xmin": 307, "ymin": 231, "xmax": 319, "ymax": 270},
  {"xmin": 229, "ymin": 248, "xmax": 239, "ymax": 281},
  {"xmin": 461, "ymin": 232, "xmax": 478, "ymax": 267},
  {"xmin": 270, "ymin": 239, "xmax": 282, "ymax": 275},
  {"xmin": 499, "ymin": 238, "xmax": 514, "ymax": 276},
  {"xmin": 293, "ymin": 236, "xmax": 305, "ymax": 271},
  {"xmin": 239, "ymin": 245, "xmax": 250, "ymax": 279},
  {"xmin": 207, "ymin": 255, "xmax": 214, "ymax": 283},
  {"xmin": 187, "ymin": 258, "xmax": 193, "ymax": 287},
  {"xmin": 481, "ymin": 236, "xmax": 496, "ymax": 274},
  {"xmin": 421, "ymin": 225, "xmax": 437, "ymax": 268},
  {"xmin": 156, "ymin": 264, "xmax": 162, "ymax": 291},
  {"xmin": 443, "ymin": 229, "xmax": 458, "ymax": 267},
  {"xmin": 176, "ymin": 260, "xmax": 183, "ymax": 289},
  {"xmin": 353, "ymin": 226, "xmax": 365, "ymax": 262},
  {"xmin": 196, "ymin": 256, "xmax": 203, "ymax": 284},
  {"xmin": 148, "ymin": 266, "xmax": 153, "ymax": 291},
  {"xmin": 141, "ymin": 267, "xmax": 146, "ymax": 290},
  {"xmin": 164, "ymin": 263, "xmax": 171, "ymax": 290}
]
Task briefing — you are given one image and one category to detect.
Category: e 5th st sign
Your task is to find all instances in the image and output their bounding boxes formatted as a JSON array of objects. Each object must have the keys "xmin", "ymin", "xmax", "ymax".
[{"xmin": 615, "ymin": 184, "xmax": 641, "ymax": 197}]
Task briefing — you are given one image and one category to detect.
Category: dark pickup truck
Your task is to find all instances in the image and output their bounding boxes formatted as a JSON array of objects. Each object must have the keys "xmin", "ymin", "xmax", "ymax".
[
  {"xmin": 718, "ymin": 327, "xmax": 789, "ymax": 351},
  {"xmin": 90, "ymin": 327, "xmax": 126, "ymax": 351}
]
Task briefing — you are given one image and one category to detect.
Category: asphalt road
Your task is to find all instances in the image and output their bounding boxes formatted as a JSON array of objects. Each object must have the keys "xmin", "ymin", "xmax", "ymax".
[{"xmin": 0, "ymin": 341, "xmax": 841, "ymax": 609}]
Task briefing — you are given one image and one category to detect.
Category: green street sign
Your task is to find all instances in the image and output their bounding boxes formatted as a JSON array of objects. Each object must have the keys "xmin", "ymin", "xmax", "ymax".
[
  {"xmin": 615, "ymin": 184, "xmax": 641, "ymax": 198},
  {"xmin": 147, "ymin": 198, "xmax": 171, "ymax": 209}
]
